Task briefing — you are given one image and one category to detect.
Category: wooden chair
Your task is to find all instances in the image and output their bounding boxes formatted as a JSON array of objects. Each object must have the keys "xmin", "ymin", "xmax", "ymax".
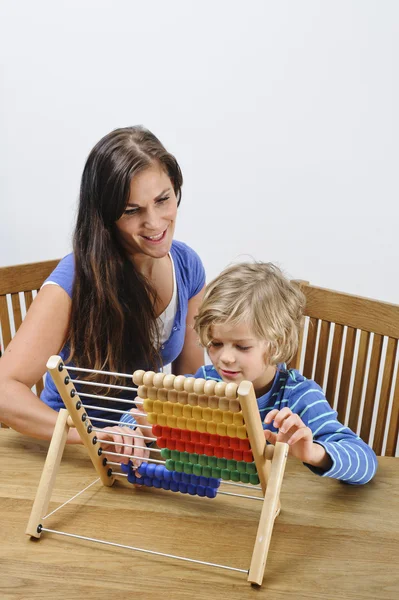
[
  {"xmin": 0, "ymin": 259, "xmax": 60, "ymax": 401},
  {"xmin": 290, "ymin": 282, "xmax": 399, "ymax": 457}
]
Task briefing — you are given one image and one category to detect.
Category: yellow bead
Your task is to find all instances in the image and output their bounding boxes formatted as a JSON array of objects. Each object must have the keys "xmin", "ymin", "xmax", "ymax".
[
  {"xmin": 187, "ymin": 418, "xmax": 197, "ymax": 431},
  {"xmin": 237, "ymin": 425, "xmax": 247, "ymax": 439},
  {"xmin": 206, "ymin": 421, "xmax": 217, "ymax": 435},
  {"xmin": 212, "ymin": 409, "xmax": 223, "ymax": 423},
  {"xmin": 173, "ymin": 403, "xmax": 183, "ymax": 417},
  {"xmin": 167, "ymin": 415, "xmax": 177, "ymax": 428},
  {"xmin": 158, "ymin": 413, "xmax": 168, "ymax": 426},
  {"xmin": 202, "ymin": 407, "xmax": 213, "ymax": 421},
  {"xmin": 196, "ymin": 419, "xmax": 207, "ymax": 433},
  {"xmin": 192, "ymin": 406, "xmax": 202, "ymax": 420},
  {"xmin": 153, "ymin": 400, "xmax": 163, "ymax": 414},
  {"xmin": 222, "ymin": 411, "xmax": 233, "ymax": 425},
  {"xmin": 183, "ymin": 405, "xmax": 193, "ymax": 418},
  {"xmin": 177, "ymin": 417, "xmax": 187, "ymax": 430},
  {"xmin": 227, "ymin": 424, "xmax": 237, "ymax": 437},
  {"xmin": 147, "ymin": 412, "xmax": 157, "ymax": 424},
  {"xmin": 216, "ymin": 423, "xmax": 227, "ymax": 436},
  {"xmin": 143, "ymin": 399, "xmax": 154, "ymax": 412},
  {"xmin": 233, "ymin": 413, "xmax": 244, "ymax": 426}
]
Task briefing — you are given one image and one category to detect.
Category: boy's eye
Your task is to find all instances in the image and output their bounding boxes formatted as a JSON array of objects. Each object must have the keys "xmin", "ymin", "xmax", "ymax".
[
  {"xmin": 237, "ymin": 345, "xmax": 251, "ymax": 351},
  {"xmin": 209, "ymin": 341, "xmax": 222, "ymax": 348}
]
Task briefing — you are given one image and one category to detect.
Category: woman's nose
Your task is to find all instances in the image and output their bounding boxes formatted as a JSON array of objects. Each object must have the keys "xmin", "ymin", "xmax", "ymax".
[{"xmin": 143, "ymin": 208, "xmax": 161, "ymax": 231}]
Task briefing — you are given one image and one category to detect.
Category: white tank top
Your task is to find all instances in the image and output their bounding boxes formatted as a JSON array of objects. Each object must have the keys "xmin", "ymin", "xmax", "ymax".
[{"xmin": 157, "ymin": 253, "xmax": 178, "ymax": 345}]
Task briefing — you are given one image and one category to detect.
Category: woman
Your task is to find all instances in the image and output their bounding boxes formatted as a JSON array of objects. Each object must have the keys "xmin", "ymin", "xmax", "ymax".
[{"xmin": 0, "ymin": 126, "xmax": 206, "ymax": 462}]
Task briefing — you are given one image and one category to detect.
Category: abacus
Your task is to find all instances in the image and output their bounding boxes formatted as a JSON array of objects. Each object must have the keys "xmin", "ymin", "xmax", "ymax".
[{"xmin": 26, "ymin": 355, "xmax": 288, "ymax": 587}]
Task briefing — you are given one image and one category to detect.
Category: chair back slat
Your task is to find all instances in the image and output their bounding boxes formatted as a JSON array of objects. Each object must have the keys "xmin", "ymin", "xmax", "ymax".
[
  {"xmin": 0, "ymin": 260, "xmax": 60, "ymax": 419},
  {"xmin": 325, "ymin": 323, "xmax": 344, "ymax": 405},
  {"xmin": 314, "ymin": 320, "xmax": 330, "ymax": 387},
  {"xmin": 386, "ymin": 376, "xmax": 399, "ymax": 456},
  {"xmin": 347, "ymin": 330, "xmax": 370, "ymax": 432},
  {"xmin": 360, "ymin": 334, "xmax": 384, "ymax": 442},
  {"xmin": 373, "ymin": 338, "xmax": 398, "ymax": 455},
  {"xmin": 336, "ymin": 327, "xmax": 357, "ymax": 424},
  {"xmin": 0, "ymin": 295, "xmax": 12, "ymax": 349},
  {"xmin": 302, "ymin": 317, "xmax": 318, "ymax": 379},
  {"xmin": 294, "ymin": 282, "xmax": 399, "ymax": 456}
]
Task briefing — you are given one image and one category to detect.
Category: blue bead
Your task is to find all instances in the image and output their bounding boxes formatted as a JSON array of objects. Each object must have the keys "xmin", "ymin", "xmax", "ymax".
[
  {"xmin": 163, "ymin": 469, "xmax": 172, "ymax": 482},
  {"xmin": 161, "ymin": 480, "xmax": 170, "ymax": 491},
  {"xmin": 144, "ymin": 477, "xmax": 153, "ymax": 487},
  {"xmin": 179, "ymin": 482, "xmax": 188, "ymax": 494},
  {"xmin": 172, "ymin": 471, "xmax": 182, "ymax": 482},
  {"xmin": 208, "ymin": 478, "xmax": 221, "ymax": 489},
  {"xmin": 127, "ymin": 472, "xmax": 136, "ymax": 484},
  {"xmin": 199, "ymin": 476, "xmax": 208, "ymax": 487},
  {"xmin": 197, "ymin": 485, "xmax": 205, "ymax": 497},
  {"xmin": 134, "ymin": 476, "xmax": 143, "ymax": 485},
  {"xmin": 206, "ymin": 487, "xmax": 217, "ymax": 498},
  {"xmin": 120, "ymin": 462, "xmax": 129, "ymax": 473},
  {"xmin": 182, "ymin": 473, "xmax": 191, "ymax": 484},
  {"xmin": 188, "ymin": 484, "xmax": 197, "ymax": 495},
  {"xmin": 190, "ymin": 474, "xmax": 200, "ymax": 486},
  {"xmin": 153, "ymin": 478, "xmax": 162, "ymax": 488},
  {"xmin": 155, "ymin": 465, "xmax": 165, "ymax": 480},
  {"xmin": 170, "ymin": 481, "xmax": 179, "ymax": 492},
  {"xmin": 138, "ymin": 463, "xmax": 147, "ymax": 476},
  {"xmin": 147, "ymin": 463, "xmax": 156, "ymax": 478}
]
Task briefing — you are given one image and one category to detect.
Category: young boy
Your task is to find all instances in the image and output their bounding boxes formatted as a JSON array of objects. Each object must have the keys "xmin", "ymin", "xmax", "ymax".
[{"xmin": 192, "ymin": 262, "xmax": 377, "ymax": 485}]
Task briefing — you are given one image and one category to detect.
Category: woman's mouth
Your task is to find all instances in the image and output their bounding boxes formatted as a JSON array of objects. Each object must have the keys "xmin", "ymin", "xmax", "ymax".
[{"xmin": 141, "ymin": 229, "xmax": 167, "ymax": 243}]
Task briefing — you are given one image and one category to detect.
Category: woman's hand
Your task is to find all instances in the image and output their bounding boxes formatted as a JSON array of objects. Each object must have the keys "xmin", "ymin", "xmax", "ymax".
[
  {"xmin": 263, "ymin": 408, "xmax": 332, "ymax": 470},
  {"xmin": 96, "ymin": 425, "xmax": 150, "ymax": 468}
]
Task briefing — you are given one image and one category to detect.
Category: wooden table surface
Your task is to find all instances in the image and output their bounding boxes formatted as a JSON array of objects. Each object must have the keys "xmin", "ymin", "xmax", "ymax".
[{"xmin": 1, "ymin": 429, "xmax": 398, "ymax": 600}]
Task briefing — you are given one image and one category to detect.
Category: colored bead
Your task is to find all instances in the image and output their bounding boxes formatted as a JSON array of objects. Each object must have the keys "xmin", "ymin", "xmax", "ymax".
[
  {"xmin": 170, "ymin": 480, "xmax": 179, "ymax": 492},
  {"xmin": 188, "ymin": 484, "xmax": 197, "ymax": 495},
  {"xmin": 165, "ymin": 459, "xmax": 175, "ymax": 471},
  {"xmin": 154, "ymin": 465, "xmax": 165, "ymax": 479},
  {"xmin": 161, "ymin": 479, "xmax": 170, "ymax": 490},
  {"xmin": 246, "ymin": 462, "xmax": 257, "ymax": 474},
  {"xmin": 179, "ymin": 482, "xmax": 188, "ymax": 494},
  {"xmin": 206, "ymin": 487, "xmax": 217, "ymax": 499}
]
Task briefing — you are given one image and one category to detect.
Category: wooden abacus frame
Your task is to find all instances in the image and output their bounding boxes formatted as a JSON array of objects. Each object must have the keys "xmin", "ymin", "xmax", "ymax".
[{"xmin": 26, "ymin": 355, "xmax": 288, "ymax": 587}]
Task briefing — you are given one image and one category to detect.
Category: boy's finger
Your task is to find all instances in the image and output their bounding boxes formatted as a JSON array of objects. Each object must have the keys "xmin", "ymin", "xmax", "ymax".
[{"xmin": 264, "ymin": 409, "xmax": 279, "ymax": 424}]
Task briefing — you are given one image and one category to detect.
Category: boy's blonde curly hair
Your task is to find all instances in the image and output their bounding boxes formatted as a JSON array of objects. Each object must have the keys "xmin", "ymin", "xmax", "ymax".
[{"xmin": 194, "ymin": 262, "xmax": 306, "ymax": 366}]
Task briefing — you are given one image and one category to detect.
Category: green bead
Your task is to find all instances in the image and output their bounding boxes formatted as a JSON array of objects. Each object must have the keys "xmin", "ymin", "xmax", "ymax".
[
  {"xmin": 161, "ymin": 448, "xmax": 171, "ymax": 459},
  {"xmin": 217, "ymin": 458, "xmax": 227, "ymax": 469},
  {"xmin": 237, "ymin": 461, "xmax": 247, "ymax": 473},
  {"xmin": 184, "ymin": 462, "xmax": 193, "ymax": 474},
  {"xmin": 246, "ymin": 462, "xmax": 257, "ymax": 474},
  {"xmin": 221, "ymin": 469, "xmax": 231, "ymax": 480},
  {"xmin": 193, "ymin": 464, "xmax": 202, "ymax": 476},
  {"xmin": 227, "ymin": 460, "xmax": 237, "ymax": 471},
  {"xmin": 203, "ymin": 466, "xmax": 212, "ymax": 478},
  {"xmin": 189, "ymin": 453, "xmax": 199, "ymax": 465},
  {"xmin": 175, "ymin": 461, "xmax": 184, "ymax": 472},
  {"xmin": 199, "ymin": 454, "xmax": 208, "ymax": 466},
  {"xmin": 240, "ymin": 472, "xmax": 250, "ymax": 484},
  {"xmin": 249, "ymin": 473, "xmax": 260, "ymax": 485},
  {"xmin": 181, "ymin": 452, "xmax": 190, "ymax": 464},
  {"xmin": 231, "ymin": 470, "xmax": 240, "ymax": 482},
  {"xmin": 171, "ymin": 450, "xmax": 180, "ymax": 461},
  {"xmin": 208, "ymin": 456, "xmax": 218, "ymax": 468},
  {"xmin": 211, "ymin": 468, "xmax": 221, "ymax": 479},
  {"xmin": 165, "ymin": 459, "xmax": 175, "ymax": 471}
]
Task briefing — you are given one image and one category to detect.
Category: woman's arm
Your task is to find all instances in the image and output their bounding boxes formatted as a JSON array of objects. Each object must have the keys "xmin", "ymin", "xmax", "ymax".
[
  {"xmin": 0, "ymin": 285, "xmax": 80, "ymax": 442},
  {"xmin": 172, "ymin": 286, "xmax": 205, "ymax": 375}
]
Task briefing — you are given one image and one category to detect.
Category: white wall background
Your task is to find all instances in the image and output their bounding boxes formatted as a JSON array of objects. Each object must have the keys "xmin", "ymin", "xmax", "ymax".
[{"xmin": 1, "ymin": 0, "xmax": 398, "ymax": 303}]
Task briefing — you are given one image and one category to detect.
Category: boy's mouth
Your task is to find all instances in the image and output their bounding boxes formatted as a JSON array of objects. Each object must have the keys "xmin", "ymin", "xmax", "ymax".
[{"xmin": 220, "ymin": 368, "xmax": 241, "ymax": 379}]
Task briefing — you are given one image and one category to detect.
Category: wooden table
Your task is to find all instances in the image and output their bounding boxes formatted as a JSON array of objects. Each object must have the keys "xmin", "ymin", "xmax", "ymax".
[{"xmin": 1, "ymin": 429, "xmax": 398, "ymax": 600}]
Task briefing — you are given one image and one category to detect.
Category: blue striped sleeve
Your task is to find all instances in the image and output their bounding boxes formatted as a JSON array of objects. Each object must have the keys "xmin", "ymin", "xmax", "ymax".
[{"xmin": 285, "ymin": 377, "xmax": 377, "ymax": 485}]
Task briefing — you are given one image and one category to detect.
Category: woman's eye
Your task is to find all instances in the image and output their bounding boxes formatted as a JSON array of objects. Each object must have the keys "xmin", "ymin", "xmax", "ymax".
[
  {"xmin": 124, "ymin": 208, "xmax": 139, "ymax": 216},
  {"xmin": 156, "ymin": 196, "xmax": 170, "ymax": 204}
]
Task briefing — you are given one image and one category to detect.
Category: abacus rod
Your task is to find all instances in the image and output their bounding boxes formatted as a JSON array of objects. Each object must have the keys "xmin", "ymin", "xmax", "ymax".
[
  {"xmin": 218, "ymin": 491, "xmax": 264, "ymax": 501},
  {"xmin": 42, "ymin": 478, "xmax": 101, "ymax": 520},
  {"xmin": 39, "ymin": 528, "xmax": 249, "ymax": 574},
  {"xmin": 105, "ymin": 451, "xmax": 165, "ymax": 464},
  {"xmin": 81, "ymin": 403, "xmax": 147, "ymax": 417},
  {"xmin": 65, "ymin": 366, "xmax": 136, "ymax": 378},
  {"xmin": 99, "ymin": 440, "xmax": 162, "ymax": 453},
  {"xmin": 220, "ymin": 481, "xmax": 262, "ymax": 491},
  {"xmin": 91, "ymin": 427, "xmax": 155, "ymax": 442},
  {"xmin": 78, "ymin": 391, "xmax": 144, "ymax": 406},
  {"xmin": 89, "ymin": 416, "xmax": 153, "ymax": 429},
  {"xmin": 73, "ymin": 378, "xmax": 137, "ymax": 392}
]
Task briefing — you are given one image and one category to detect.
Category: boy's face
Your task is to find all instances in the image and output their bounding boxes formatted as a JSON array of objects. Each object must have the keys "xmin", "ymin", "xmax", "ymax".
[{"xmin": 207, "ymin": 321, "xmax": 277, "ymax": 396}]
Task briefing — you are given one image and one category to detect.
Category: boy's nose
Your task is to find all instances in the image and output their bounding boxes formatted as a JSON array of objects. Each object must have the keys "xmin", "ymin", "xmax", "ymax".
[{"xmin": 220, "ymin": 350, "xmax": 235, "ymax": 364}]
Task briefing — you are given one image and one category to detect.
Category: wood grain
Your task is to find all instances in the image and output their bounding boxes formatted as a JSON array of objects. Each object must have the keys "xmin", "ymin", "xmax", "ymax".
[{"xmin": 0, "ymin": 429, "xmax": 398, "ymax": 600}]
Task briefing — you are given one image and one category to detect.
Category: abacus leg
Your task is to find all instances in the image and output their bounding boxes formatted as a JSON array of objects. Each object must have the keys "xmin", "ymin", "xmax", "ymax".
[
  {"xmin": 26, "ymin": 408, "xmax": 70, "ymax": 538},
  {"xmin": 247, "ymin": 441, "xmax": 288, "ymax": 586}
]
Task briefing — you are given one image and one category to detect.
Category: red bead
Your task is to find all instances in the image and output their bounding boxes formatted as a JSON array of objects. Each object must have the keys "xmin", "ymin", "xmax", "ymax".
[
  {"xmin": 239, "ymin": 438, "xmax": 250, "ymax": 450},
  {"xmin": 191, "ymin": 431, "xmax": 201, "ymax": 443},
  {"xmin": 200, "ymin": 433, "xmax": 210, "ymax": 445},
  {"xmin": 220, "ymin": 436, "xmax": 230, "ymax": 448},
  {"xmin": 171, "ymin": 428, "xmax": 181, "ymax": 440},
  {"xmin": 224, "ymin": 448, "xmax": 234, "ymax": 459},
  {"xmin": 186, "ymin": 442, "xmax": 195, "ymax": 454},
  {"xmin": 215, "ymin": 446, "xmax": 224, "ymax": 458},
  {"xmin": 152, "ymin": 424, "xmax": 163, "ymax": 437},
  {"xmin": 233, "ymin": 450, "xmax": 243, "ymax": 461},
  {"xmin": 204, "ymin": 445, "xmax": 214, "ymax": 456},
  {"xmin": 195, "ymin": 443, "xmax": 204, "ymax": 455},
  {"xmin": 230, "ymin": 438, "xmax": 241, "ymax": 449},
  {"xmin": 176, "ymin": 440, "xmax": 186, "ymax": 452},
  {"xmin": 243, "ymin": 450, "xmax": 254, "ymax": 462},
  {"xmin": 181, "ymin": 430, "xmax": 191, "ymax": 441}
]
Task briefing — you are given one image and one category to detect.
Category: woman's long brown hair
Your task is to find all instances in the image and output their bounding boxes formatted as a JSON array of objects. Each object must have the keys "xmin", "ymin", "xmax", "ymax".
[{"xmin": 68, "ymin": 126, "xmax": 182, "ymax": 391}]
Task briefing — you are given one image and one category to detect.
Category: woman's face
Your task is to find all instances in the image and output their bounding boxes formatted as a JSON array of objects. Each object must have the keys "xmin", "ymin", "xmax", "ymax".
[{"xmin": 115, "ymin": 164, "xmax": 178, "ymax": 262}]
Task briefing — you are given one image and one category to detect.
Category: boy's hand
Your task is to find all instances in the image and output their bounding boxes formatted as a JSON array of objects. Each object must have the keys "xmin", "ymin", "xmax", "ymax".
[{"xmin": 263, "ymin": 408, "xmax": 332, "ymax": 470}]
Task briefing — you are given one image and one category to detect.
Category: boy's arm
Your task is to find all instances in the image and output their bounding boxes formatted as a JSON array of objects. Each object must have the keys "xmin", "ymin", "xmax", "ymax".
[{"xmin": 265, "ymin": 377, "xmax": 378, "ymax": 485}]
